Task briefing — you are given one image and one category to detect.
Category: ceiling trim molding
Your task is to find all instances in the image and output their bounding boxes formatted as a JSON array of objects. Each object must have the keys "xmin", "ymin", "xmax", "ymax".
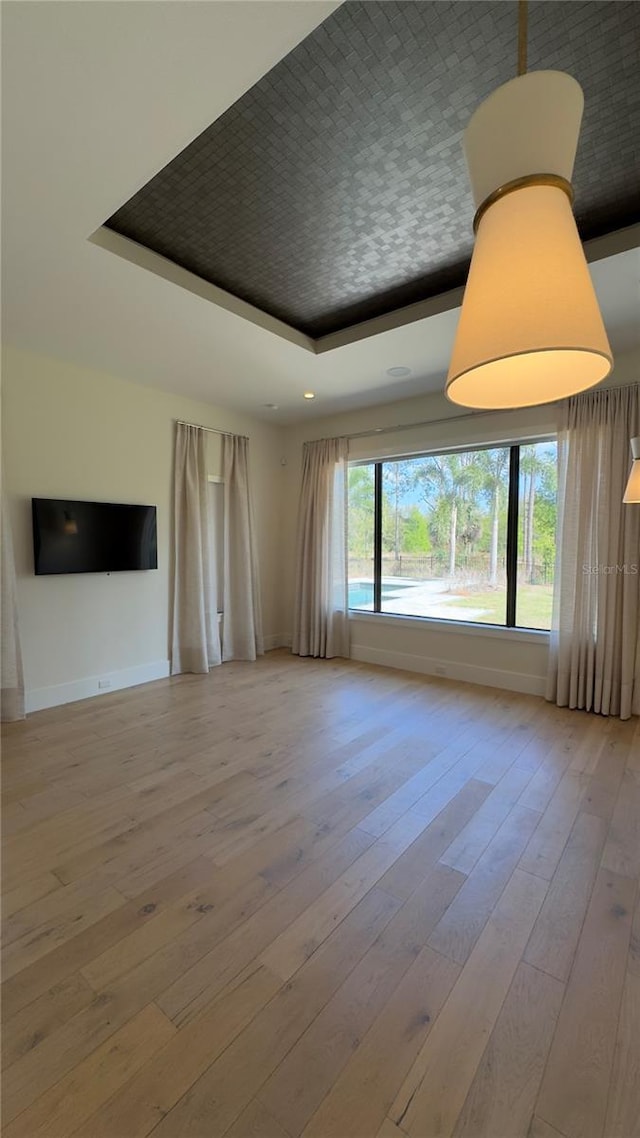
[
  {"xmin": 89, "ymin": 227, "xmax": 317, "ymax": 355},
  {"xmin": 315, "ymin": 222, "xmax": 640, "ymax": 354},
  {"xmin": 580, "ymin": 222, "xmax": 640, "ymax": 264},
  {"xmin": 314, "ymin": 285, "xmax": 466, "ymax": 354},
  {"xmin": 90, "ymin": 221, "xmax": 640, "ymax": 359}
]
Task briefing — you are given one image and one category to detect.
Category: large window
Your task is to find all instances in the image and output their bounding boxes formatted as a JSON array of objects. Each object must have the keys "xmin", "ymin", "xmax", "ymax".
[{"xmin": 347, "ymin": 440, "xmax": 557, "ymax": 630}]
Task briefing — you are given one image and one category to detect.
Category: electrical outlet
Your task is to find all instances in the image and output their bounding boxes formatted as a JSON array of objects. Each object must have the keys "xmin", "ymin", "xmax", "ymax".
[
  {"xmin": 434, "ymin": 665, "xmax": 447, "ymax": 677},
  {"xmin": 98, "ymin": 679, "xmax": 112, "ymax": 690}
]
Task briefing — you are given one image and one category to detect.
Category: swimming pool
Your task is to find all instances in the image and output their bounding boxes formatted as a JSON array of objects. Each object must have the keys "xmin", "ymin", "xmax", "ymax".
[
  {"xmin": 348, "ymin": 582, "xmax": 375, "ymax": 607},
  {"xmin": 348, "ymin": 580, "xmax": 415, "ymax": 608}
]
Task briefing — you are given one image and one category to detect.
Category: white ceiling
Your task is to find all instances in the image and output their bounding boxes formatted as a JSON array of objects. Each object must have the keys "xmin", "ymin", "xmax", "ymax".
[{"xmin": 2, "ymin": 1, "xmax": 639, "ymax": 425}]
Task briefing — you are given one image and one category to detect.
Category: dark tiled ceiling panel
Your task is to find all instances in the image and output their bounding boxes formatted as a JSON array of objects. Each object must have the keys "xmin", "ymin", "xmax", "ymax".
[{"xmin": 106, "ymin": 1, "xmax": 640, "ymax": 339}]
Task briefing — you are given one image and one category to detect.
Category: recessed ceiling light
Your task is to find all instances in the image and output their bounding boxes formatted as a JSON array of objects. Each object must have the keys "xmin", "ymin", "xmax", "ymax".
[
  {"xmin": 386, "ymin": 366, "xmax": 412, "ymax": 377},
  {"xmin": 263, "ymin": 403, "xmax": 279, "ymax": 410},
  {"xmin": 303, "ymin": 391, "xmax": 316, "ymax": 400}
]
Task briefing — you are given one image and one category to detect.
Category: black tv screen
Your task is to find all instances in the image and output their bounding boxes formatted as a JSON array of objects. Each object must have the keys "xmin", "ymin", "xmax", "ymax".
[{"xmin": 32, "ymin": 498, "xmax": 158, "ymax": 575}]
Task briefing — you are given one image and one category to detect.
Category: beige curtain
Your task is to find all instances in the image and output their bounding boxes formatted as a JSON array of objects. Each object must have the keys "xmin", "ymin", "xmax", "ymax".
[
  {"xmin": 1, "ymin": 498, "xmax": 25, "ymax": 721},
  {"xmin": 292, "ymin": 437, "xmax": 349, "ymax": 659},
  {"xmin": 171, "ymin": 424, "xmax": 221, "ymax": 674},
  {"xmin": 222, "ymin": 434, "xmax": 263, "ymax": 662},
  {"xmin": 546, "ymin": 383, "xmax": 640, "ymax": 719}
]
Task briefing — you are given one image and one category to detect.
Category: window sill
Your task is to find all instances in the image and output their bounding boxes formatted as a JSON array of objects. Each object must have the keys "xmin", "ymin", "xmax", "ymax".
[{"xmin": 348, "ymin": 609, "xmax": 550, "ymax": 644}]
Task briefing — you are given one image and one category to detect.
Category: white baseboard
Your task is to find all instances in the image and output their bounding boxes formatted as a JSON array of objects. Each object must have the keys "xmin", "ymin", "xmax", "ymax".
[
  {"xmin": 350, "ymin": 644, "xmax": 546, "ymax": 697},
  {"xmin": 25, "ymin": 640, "xmax": 543, "ymax": 713},
  {"xmin": 264, "ymin": 634, "xmax": 292, "ymax": 651},
  {"xmin": 26, "ymin": 659, "xmax": 171, "ymax": 713}
]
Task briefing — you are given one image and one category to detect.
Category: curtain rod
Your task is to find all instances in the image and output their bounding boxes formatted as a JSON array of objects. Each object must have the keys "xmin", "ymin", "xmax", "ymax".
[
  {"xmin": 307, "ymin": 381, "xmax": 638, "ymax": 446},
  {"xmin": 175, "ymin": 419, "xmax": 248, "ymax": 440},
  {"xmin": 305, "ymin": 407, "xmax": 518, "ymax": 445},
  {"xmin": 341, "ymin": 407, "xmax": 502, "ymax": 442}
]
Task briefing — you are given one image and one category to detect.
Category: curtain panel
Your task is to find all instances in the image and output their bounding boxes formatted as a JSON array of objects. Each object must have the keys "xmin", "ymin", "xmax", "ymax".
[
  {"xmin": 546, "ymin": 383, "xmax": 640, "ymax": 719},
  {"xmin": 292, "ymin": 437, "xmax": 349, "ymax": 660},
  {"xmin": 222, "ymin": 434, "xmax": 264, "ymax": 662},
  {"xmin": 171, "ymin": 423, "xmax": 221, "ymax": 674},
  {"xmin": 1, "ymin": 499, "xmax": 25, "ymax": 721}
]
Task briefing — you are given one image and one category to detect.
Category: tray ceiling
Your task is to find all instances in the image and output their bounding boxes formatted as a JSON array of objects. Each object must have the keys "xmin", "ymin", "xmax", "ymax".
[{"xmin": 105, "ymin": 0, "xmax": 640, "ymax": 341}]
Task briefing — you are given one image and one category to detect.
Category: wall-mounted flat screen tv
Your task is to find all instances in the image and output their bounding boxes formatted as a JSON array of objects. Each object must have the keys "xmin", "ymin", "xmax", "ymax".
[{"xmin": 32, "ymin": 498, "xmax": 158, "ymax": 575}]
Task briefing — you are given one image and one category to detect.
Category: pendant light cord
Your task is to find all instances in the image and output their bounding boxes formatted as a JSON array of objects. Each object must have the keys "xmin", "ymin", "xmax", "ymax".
[{"xmin": 517, "ymin": 0, "xmax": 528, "ymax": 75}]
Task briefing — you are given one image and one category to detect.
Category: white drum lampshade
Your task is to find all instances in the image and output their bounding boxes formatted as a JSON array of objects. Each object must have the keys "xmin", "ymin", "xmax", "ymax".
[
  {"xmin": 446, "ymin": 71, "xmax": 613, "ymax": 410},
  {"xmin": 623, "ymin": 437, "xmax": 640, "ymax": 504}
]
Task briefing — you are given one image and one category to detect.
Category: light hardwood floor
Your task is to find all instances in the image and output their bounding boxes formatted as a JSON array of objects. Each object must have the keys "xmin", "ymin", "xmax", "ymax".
[{"xmin": 1, "ymin": 651, "xmax": 638, "ymax": 1138}]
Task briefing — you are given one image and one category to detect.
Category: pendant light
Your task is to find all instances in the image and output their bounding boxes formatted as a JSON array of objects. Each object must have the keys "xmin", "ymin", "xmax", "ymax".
[
  {"xmin": 446, "ymin": 0, "xmax": 613, "ymax": 410},
  {"xmin": 623, "ymin": 437, "xmax": 640, "ymax": 504}
]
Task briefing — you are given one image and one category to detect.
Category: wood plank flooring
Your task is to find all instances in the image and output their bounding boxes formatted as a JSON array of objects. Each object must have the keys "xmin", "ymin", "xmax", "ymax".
[{"xmin": 2, "ymin": 650, "xmax": 639, "ymax": 1138}]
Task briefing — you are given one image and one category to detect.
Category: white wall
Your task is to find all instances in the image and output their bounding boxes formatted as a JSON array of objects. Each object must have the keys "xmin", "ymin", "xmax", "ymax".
[
  {"xmin": 3, "ymin": 343, "xmax": 638, "ymax": 710},
  {"xmin": 1, "ymin": 345, "xmax": 286, "ymax": 710},
  {"xmin": 280, "ymin": 348, "xmax": 640, "ymax": 696}
]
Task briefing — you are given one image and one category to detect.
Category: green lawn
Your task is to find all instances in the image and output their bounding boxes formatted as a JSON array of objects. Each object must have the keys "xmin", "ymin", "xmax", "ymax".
[{"xmin": 454, "ymin": 584, "xmax": 553, "ymax": 630}]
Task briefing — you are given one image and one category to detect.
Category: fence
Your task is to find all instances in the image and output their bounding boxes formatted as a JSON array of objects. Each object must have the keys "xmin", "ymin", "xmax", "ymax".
[{"xmin": 348, "ymin": 553, "xmax": 553, "ymax": 586}]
